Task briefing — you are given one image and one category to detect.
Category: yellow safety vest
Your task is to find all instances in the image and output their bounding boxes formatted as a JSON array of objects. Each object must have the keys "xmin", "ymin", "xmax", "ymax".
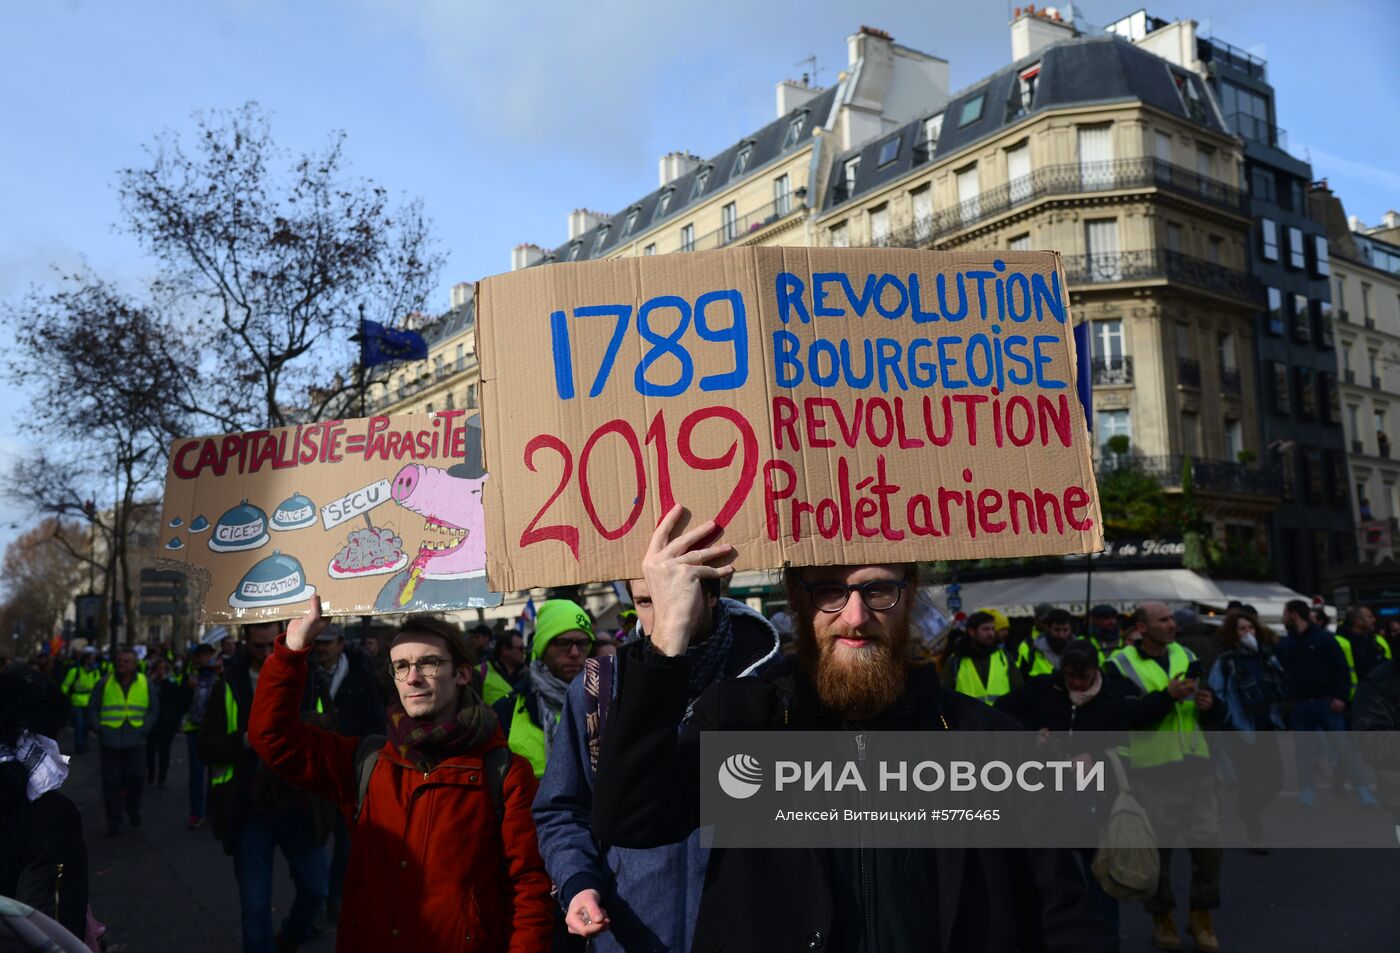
[
  {"xmin": 63, "ymin": 666, "xmax": 102, "ymax": 707},
  {"xmin": 955, "ymin": 650, "xmax": 1012, "ymax": 705},
  {"xmin": 1109, "ymin": 643, "xmax": 1209, "ymax": 769},
  {"xmin": 1016, "ymin": 638, "xmax": 1057, "ymax": 677},
  {"xmin": 1336, "ymin": 634, "xmax": 1392, "ymax": 700},
  {"xmin": 98, "ymin": 674, "xmax": 150, "ymax": 729},
  {"xmin": 508, "ymin": 694, "xmax": 549, "ymax": 778},
  {"xmin": 480, "ymin": 662, "xmax": 515, "ymax": 707}
]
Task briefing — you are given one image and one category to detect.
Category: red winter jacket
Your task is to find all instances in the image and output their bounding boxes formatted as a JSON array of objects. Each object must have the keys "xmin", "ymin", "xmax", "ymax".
[{"xmin": 249, "ymin": 637, "xmax": 553, "ymax": 952}]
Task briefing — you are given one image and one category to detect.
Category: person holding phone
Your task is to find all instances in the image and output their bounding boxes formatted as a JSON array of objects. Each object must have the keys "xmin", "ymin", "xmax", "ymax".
[{"xmin": 1107, "ymin": 602, "xmax": 1220, "ymax": 953}]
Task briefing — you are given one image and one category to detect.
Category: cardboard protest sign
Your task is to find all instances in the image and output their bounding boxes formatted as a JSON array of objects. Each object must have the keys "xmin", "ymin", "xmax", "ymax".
[
  {"xmin": 478, "ymin": 247, "xmax": 1101, "ymax": 591},
  {"xmin": 158, "ymin": 411, "xmax": 502, "ymax": 622}
]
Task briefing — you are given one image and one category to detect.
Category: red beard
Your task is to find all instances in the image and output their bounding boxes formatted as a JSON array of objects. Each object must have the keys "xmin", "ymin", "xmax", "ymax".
[{"xmin": 796, "ymin": 609, "xmax": 912, "ymax": 721}]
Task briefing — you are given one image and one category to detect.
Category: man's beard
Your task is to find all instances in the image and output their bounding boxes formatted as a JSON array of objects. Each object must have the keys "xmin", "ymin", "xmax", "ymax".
[{"xmin": 797, "ymin": 610, "xmax": 912, "ymax": 721}]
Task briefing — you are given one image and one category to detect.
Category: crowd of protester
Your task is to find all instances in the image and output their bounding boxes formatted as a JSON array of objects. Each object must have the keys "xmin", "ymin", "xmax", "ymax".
[{"xmin": 3, "ymin": 545, "xmax": 1399, "ymax": 952}]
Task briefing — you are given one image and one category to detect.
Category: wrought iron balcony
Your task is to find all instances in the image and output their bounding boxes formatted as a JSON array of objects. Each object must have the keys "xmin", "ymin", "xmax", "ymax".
[
  {"xmin": 681, "ymin": 194, "xmax": 805, "ymax": 253},
  {"xmin": 1178, "ymin": 357, "xmax": 1202, "ymax": 389},
  {"xmin": 1091, "ymin": 356, "xmax": 1133, "ymax": 385},
  {"xmin": 1059, "ymin": 248, "xmax": 1259, "ymax": 304},
  {"xmin": 1100, "ymin": 454, "xmax": 1282, "ymax": 497},
  {"xmin": 872, "ymin": 158, "xmax": 1248, "ymax": 249}
]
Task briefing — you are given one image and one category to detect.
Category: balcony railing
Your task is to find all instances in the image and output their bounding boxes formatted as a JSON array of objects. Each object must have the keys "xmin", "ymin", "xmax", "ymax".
[
  {"xmin": 874, "ymin": 158, "xmax": 1248, "ymax": 248},
  {"xmin": 1226, "ymin": 111, "xmax": 1288, "ymax": 150},
  {"xmin": 1220, "ymin": 366, "xmax": 1242, "ymax": 395},
  {"xmin": 1101, "ymin": 454, "xmax": 1283, "ymax": 497},
  {"xmin": 680, "ymin": 194, "xmax": 805, "ymax": 254},
  {"xmin": 1060, "ymin": 248, "xmax": 1259, "ymax": 303},
  {"xmin": 1091, "ymin": 356, "xmax": 1133, "ymax": 385},
  {"xmin": 1178, "ymin": 357, "xmax": 1202, "ymax": 389},
  {"xmin": 1200, "ymin": 37, "xmax": 1268, "ymax": 80}
]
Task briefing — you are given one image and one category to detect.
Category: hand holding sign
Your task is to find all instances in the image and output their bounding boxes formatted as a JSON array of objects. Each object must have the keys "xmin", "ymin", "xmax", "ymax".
[{"xmin": 641, "ymin": 506, "xmax": 734, "ymax": 658}]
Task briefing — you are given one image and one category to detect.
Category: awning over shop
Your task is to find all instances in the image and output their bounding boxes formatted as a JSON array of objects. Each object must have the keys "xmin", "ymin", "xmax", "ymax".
[
  {"xmin": 1201, "ymin": 579, "xmax": 1332, "ymax": 625},
  {"xmin": 940, "ymin": 568, "xmax": 1224, "ymax": 619}
]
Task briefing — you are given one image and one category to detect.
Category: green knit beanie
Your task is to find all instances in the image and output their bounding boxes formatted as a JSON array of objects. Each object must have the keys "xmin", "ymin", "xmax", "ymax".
[{"xmin": 531, "ymin": 599, "xmax": 594, "ymax": 659}]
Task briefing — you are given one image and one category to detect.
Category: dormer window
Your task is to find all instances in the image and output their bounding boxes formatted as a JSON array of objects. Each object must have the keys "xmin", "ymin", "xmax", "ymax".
[
  {"xmin": 621, "ymin": 209, "xmax": 639, "ymax": 237},
  {"xmin": 877, "ymin": 137, "xmax": 900, "ymax": 167},
  {"xmin": 1018, "ymin": 64, "xmax": 1040, "ymax": 113},
  {"xmin": 591, "ymin": 226, "xmax": 610, "ymax": 256},
  {"xmin": 1169, "ymin": 68, "xmax": 1207, "ymax": 123},
  {"xmin": 654, "ymin": 189, "xmax": 673, "ymax": 221},
  {"xmin": 690, "ymin": 168, "xmax": 710, "ymax": 201},
  {"xmin": 923, "ymin": 113, "xmax": 944, "ymax": 155},
  {"xmin": 732, "ymin": 143, "xmax": 753, "ymax": 178},
  {"xmin": 782, "ymin": 112, "xmax": 808, "ymax": 148},
  {"xmin": 568, "ymin": 243, "xmax": 581, "ymax": 261},
  {"xmin": 958, "ymin": 92, "xmax": 985, "ymax": 127}
]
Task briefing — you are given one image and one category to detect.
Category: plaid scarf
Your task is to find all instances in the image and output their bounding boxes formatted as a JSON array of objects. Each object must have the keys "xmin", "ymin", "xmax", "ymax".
[{"xmin": 385, "ymin": 688, "xmax": 498, "ymax": 773}]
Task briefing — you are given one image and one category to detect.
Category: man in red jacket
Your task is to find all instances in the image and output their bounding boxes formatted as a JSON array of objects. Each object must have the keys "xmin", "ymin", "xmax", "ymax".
[{"xmin": 249, "ymin": 598, "xmax": 552, "ymax": 952}]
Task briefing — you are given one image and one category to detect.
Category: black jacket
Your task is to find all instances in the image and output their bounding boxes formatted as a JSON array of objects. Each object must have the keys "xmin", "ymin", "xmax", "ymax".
[
  {"xmin": 0, "ymin": 786, "xmax": 89, "ymax": 940},
  {"xmin": 592, "ymin": 646, "xmax": 1114, "ymax": 953},
  {"xmin": 315, "ymin": 647, "xmax": 386, "ymax": 738},
  {"xmin": 149, "ymin": 677, "xmax": 186, "ymax": 736},
  {"xmin": 197, "ymin": 656, "xmax": 328, "ymax": 854},
  {"xmin": 994, "ymin": 672, "xmax": 1175, "ymax": 734},
  {"xmin": 1275, "ymin": 623, "xmax": 1351, "ymax": 702},
  {"xmin": 1353, "ymin": 660, "xmax": 1400, "ymax": 822}
]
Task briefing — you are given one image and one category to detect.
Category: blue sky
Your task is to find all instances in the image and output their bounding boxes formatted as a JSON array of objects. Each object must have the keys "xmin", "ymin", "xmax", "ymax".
[{"xmin": 2, "ymin": 0, "xmax": 1396, "ymax": 556}]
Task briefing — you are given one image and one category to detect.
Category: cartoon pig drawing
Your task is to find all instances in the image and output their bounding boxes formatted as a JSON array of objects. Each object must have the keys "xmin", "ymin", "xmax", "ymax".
[{"xmin": 374, "ymin": 414, "xmax": 501, "ymax": 611}]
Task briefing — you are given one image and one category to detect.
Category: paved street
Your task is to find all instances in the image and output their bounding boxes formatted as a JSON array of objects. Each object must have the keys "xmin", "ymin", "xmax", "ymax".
[
  {"xmin": 61, "ymin": 724, "xmax": 1397, "ymax": 952},
  {"xmin": 66, "ymin": 731, "xmax": 333, "ymax": 953}
]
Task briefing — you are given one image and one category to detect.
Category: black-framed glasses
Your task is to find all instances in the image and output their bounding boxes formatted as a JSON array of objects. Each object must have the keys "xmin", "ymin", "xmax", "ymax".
[
  {"xmin": 801, "ymin": 579, "xmax": 907, "ymax": 613},
  {"xmin": 548, "ymin": 637, "xmax": 592, "ymax": 655},
  {"xmin": 389, "ymin": 655, "xmax": 449, "ymax": 681}
]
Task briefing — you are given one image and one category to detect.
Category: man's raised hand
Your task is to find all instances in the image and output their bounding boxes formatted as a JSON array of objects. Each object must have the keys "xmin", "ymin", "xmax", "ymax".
[
  {"xmin": 285, "ymin": 594, "xmax": 331, "ymax": 651},
  {"xmin": 642, "ymin": 505, "xmax": 735, "ymax": 658}
]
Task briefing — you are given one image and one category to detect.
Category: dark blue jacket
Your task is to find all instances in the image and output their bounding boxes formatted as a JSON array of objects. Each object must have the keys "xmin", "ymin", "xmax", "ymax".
[
  {"xmin": 532, "ymin": 600, "xmax": 778, "ymax": 953},
  {"xmin": 1276, "ymin": 623, "xmax": 1350, "ymax": 702}
]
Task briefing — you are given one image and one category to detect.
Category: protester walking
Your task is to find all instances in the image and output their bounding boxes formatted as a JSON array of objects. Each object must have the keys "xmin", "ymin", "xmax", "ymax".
[
  {"xmin": 1335, "ymin": 605, "xmax": 1392, "ymax": 701},
  {"xmin": 495, "ymin": 600, "xmax": 594, "ymax": 778},
  {"xmin": 590, "ymin": 506, "xmax": 1114, "ymax": 951},
  {"xmin": 311, "ymin": 623, "xmax": 385, "ymax": 925},
  {"xmin": 199, "ymin": 622, "xmax": 332, "ymax": 953},
  {"xmin": 59, "ymin": 648, "xmax": 101, "ymax": 755},
  {"xmin": 534, "ymin": 576, "xmax": 779, "ymax": 951},
  {"xmin": 479, "ymin": 629, "xmax": 527, "ymax": 706},
  {"xmin": 1275, "ymin": 599, "xmax": 1376, "ymax": 807},
  {"xmin": 249, "ymin": 601, "xmax": 553, "ymax": 952},
  {"xmin": 1353, "ymin": 659, "xmax": 1400, "ymax": 844},
  {"xmin": 88, "ymin": 647, "xmax": 158, "ymax": 837},
  {"xmin": 941, "ymin": 610, "xmax": 1024, "ymax": 704},
  {"xmin": 1108, "ymin": 602, "xmax": 1221, "ymax": 952},
  {"xmin": 145, "ymin": 657, "xmax": 184, "ymax": 787},
  {"xmin": 1206, "ymin": 609, "xmax": 1291, "ymax": 849},
  {"xmin": 0, "ymin": 664, "xmax": 91, "ymax": 942},
  {"xmin": 181, "ymin": 642, "xmax": 220, "ymax": 830}
]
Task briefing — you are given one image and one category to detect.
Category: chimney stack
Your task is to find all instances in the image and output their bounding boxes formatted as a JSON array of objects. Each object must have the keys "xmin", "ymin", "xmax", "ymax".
[
  {"xmin": 658, "ymin": 151, "xmax": 703, "ymax": 187},
  {"xmin": 1011, "ymin": 6, "xmax": 1075, "ymax": 60},
  {"xmin": 511, "ymin": 243, "xmax": 545, "ymax": 272},
  {"xmin": 567, "ymin": 209, "xmax": 610, "ymax": 240},
  {"xmin": 450, "ymin": 282, "xmax": 474, "ymax": 310},
  {"xmin": 776, "ymin": 78, "xmax": 822, "ymax": 118}
]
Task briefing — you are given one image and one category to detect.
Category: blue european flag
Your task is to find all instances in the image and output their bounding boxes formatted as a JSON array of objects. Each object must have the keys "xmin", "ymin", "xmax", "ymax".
[
  {"xmin": 359, "ymin": 319, "xmax": 428, "ymax": 367},
  {"xmin": 1072, "ymin": 321, "xmax": 1092, "ymax": 432}
]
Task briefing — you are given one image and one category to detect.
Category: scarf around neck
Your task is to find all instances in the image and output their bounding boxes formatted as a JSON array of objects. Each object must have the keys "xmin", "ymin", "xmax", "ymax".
[
  {"xmin": 385, "ymin": 687, "xmax": 497, "ymax": 772},
  {"xmin": 1068, "ymin": 669, "xmax": 1103, "ymax": 708},
  {"xmin": 528, "ymin": 660, "xmax": 570, "ymax": 750}
]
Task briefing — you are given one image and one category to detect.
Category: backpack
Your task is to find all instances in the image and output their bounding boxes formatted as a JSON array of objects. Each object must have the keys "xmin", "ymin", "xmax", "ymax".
[
  {"xmin": 1091, "ymin": 749, "xmax": 1160, "ymax": 902},
  {"xmin": 351, "ymin": 734, "xmax": 510, "ymax": 824}
]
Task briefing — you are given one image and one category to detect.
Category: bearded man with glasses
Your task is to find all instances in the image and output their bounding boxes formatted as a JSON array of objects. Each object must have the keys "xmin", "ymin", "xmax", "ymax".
[
  {"xmin": 590, "ymin": 505, "xmax": 1115, "ymax": 952},
  {"xmin": 247, "ymin": 601, "xmax": 552, "ymax": 952}
]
